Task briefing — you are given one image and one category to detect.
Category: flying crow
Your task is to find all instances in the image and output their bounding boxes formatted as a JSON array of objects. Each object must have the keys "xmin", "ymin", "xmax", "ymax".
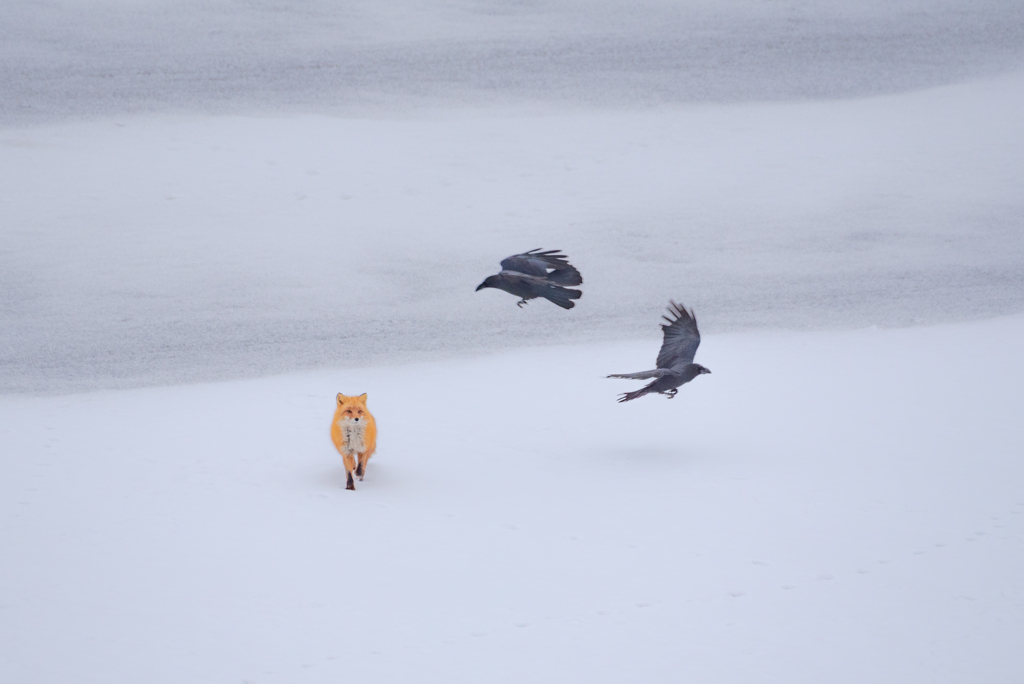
[
  {"xmin": 608, "ymin": 301, "xmax": 711, "ymax": 402},
  {"xmin": 475, "ymin": 249, "xmax": 583, "ymax": 309}
]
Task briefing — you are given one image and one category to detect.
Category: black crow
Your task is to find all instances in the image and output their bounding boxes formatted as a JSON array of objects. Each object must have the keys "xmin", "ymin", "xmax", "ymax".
[
  {"xmin": 475, "ymin": 249, "xmax": 583, "ymax": 309},
  {"xmin": 607, "ymin": 301, "xmax": 711, "ymax": 402}
]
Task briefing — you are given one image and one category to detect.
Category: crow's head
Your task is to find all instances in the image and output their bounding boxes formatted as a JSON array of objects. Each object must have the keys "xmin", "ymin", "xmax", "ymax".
[
  {"xmin": 476, "ymin": 275, "xmax": 500, "ymax": 291},
  {"xmin": 693, "ymin": 364, "xmax": 711, "ymax": 375}
]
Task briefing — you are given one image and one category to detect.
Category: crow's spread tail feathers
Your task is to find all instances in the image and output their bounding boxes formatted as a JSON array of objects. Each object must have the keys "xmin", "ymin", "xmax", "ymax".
[
  {"xmin": 543, "ymin": 286, "xmax": 583, "ymax": 309},
  {"xmin": 606, "ymin": 369, "xmax": 671, "ymax": 380}
]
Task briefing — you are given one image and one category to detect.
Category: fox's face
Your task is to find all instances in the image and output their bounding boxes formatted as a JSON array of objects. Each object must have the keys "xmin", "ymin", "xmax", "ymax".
[{"xmin": 336, "ymin": 393, "xmax": 369, "ymax": 423}]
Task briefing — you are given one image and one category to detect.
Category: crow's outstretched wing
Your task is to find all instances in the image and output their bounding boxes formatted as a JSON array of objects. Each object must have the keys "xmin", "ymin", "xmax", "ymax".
[
  {"xmin": 655, "ymin": 301, "xmax": 701, "ymax": 369},
  {"xmin": 607, "ymin": 369, "xmax": 673, "ymax": 380},
  {"xmin": 500, "ymin": 249, "xmax": 582, "ymax": 285},
  {"xmin": 500, "ymin": 249, "xmax": 567, "ymax": 276}
]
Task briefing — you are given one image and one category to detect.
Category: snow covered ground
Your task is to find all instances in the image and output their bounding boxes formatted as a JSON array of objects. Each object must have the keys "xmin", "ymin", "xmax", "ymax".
[
  {"xmin": 2, "ymin": 315, "xmax": 1023, "ymax": 683},
  {"xmin": 3, "ymin": 0, "xmax": 1024, "ymax": 394},
  {"xmin": 3, "ymin": 0, "xmax": 1024, "ymax": 681},
  {"xmin": 4, "ymin": 0, "xmax": 1024, "ymax": 126},
  {"xmin": 4, "ymin": 70, "xmax": 1024, "ymax": 393}
]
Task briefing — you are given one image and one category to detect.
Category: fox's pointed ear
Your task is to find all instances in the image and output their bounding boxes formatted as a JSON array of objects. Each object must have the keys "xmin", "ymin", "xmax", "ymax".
[
  {"xmin": 336, "ymin": 393, "xmax": 346, "ymax": 405},
  {"xmin": 357, "ymin": 393, "xmax": 367, "ymax": 404}
]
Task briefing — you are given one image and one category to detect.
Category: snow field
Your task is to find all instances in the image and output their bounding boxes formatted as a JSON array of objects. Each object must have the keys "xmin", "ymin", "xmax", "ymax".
[
  {"xmin": 4, "ymin": 0, "xmax": 1024, "ymax": 125},
  {"xmin": 3, "ymin": 70, "xmax": 1024, "ymax": 393},
  {"xmin": 2, "ymin": 314, "xmax": 1022, "ymax": 683},
  {"xmin": 4, "ymin": 1, "xmax": 1023, "ymax": 681}
]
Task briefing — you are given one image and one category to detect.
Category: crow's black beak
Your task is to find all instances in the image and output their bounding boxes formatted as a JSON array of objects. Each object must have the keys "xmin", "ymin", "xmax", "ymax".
[{"xmin": 475, "ymin": 282, "xmax": 487, "ymax": 291}]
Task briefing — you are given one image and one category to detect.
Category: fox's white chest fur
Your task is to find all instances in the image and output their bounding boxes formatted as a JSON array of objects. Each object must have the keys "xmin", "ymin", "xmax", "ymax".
[{"xmin": 335, "ymin": 418, "xmax": 367, "ymax": 455}]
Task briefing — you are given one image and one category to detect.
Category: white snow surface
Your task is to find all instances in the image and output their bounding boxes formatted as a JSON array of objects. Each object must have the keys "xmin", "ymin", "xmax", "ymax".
[
  {"xmin": 3, "ymin": 2, "xmax": 1024, "ymax": 680},
  {"xmin": 3, "ymin": 0, "xmax": 1024, "ymax": 393},
  {"xmin": 2, "ymin": 315, "xmax": 1023, "ymax": 683},
  {"xmin": 4, "ymin": 0, "xmax": 1024, "ymax": 125},
  {"xmin": 3, "ymin": 71, "xmax": 1024, "ymax": 392}
]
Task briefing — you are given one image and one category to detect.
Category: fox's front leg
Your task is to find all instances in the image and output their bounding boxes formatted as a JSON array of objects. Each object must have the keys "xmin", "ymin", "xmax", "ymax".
[
  {"xmin": 341, "ymin": 452, "xmax": 357, "ymax": 490},
  {"xmin": 356, "ymin": 452, "xmax": 370, "ymax": 481}
]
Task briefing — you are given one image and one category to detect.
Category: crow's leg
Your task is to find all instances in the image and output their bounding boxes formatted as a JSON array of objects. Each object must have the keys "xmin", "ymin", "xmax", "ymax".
[{"xmin": 342, "ymin": 452, "xmax": 357, "ymax": 490}]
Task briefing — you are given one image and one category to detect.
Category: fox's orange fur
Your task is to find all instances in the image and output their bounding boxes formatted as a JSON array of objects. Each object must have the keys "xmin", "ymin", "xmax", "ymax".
[{"xmin": 330, "ymin": 393, "xmax": 377, "ymax": 490}]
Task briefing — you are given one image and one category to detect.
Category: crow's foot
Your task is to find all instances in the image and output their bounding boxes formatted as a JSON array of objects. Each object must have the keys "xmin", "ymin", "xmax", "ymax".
[
  {"xmin": 664, "ymin": 389, "xmax": 678, "ymax": 399},
  {"xmin": 517, "ymin": 299, "xmax": 529, "ymax": 308}
]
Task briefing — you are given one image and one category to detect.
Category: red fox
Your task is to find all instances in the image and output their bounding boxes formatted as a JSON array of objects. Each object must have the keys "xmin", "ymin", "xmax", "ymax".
[{"xmin": 330, "ymin": 393, "xmax": 377, "ymax": 490}]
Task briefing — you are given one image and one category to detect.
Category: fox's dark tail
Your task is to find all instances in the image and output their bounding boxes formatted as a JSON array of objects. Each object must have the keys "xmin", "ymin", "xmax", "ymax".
[
  {"xmin": 544, "ymin": 287, "xmax": 583, "ymax": 310},
  {"xmin": 617, "ymin": 385, "xmax": 653, "ymax": 403}
]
